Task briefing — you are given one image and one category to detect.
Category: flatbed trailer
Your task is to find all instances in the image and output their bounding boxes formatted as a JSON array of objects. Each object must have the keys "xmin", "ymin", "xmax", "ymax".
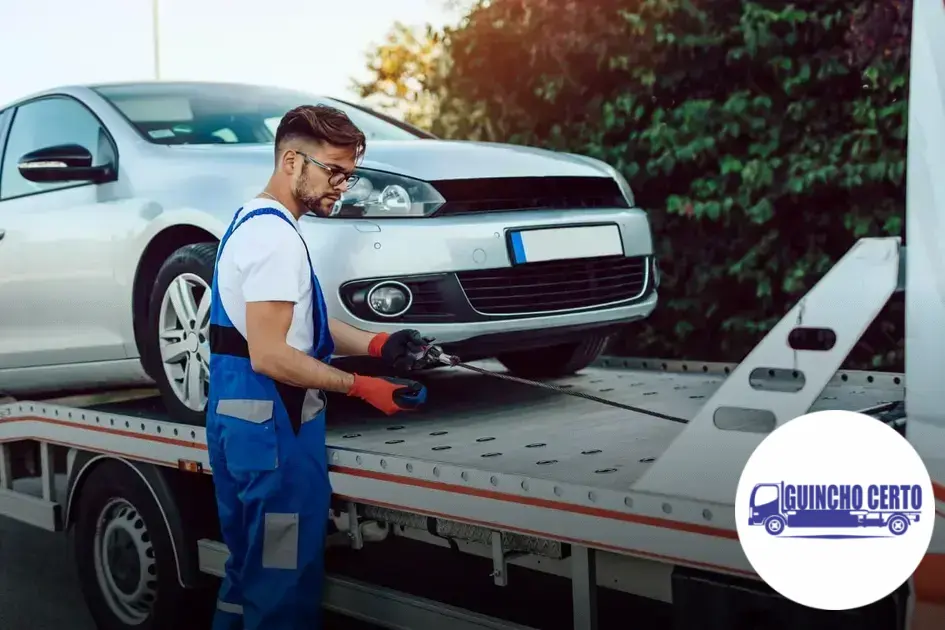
[
  {"xmin": 4, "ymin": 0, "xmax": 945, "ymax": 628},
  {"xmin": 0, "ymin": 353, "xmax": 925, "ymax": 629},
  {"xmin": 0, "ymin": 307, "xmax": 940, "ymax": 630}
]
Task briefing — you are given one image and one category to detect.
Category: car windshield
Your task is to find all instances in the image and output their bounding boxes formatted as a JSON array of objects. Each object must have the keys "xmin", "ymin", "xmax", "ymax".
[{"xmin": 91, "ymin": 82, "xmax": 426, "ymax": 145}]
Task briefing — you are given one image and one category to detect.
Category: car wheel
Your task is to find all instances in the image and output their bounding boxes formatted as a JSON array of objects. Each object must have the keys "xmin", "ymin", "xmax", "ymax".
[
  {"xmin": 72, "ymin": 460, "xmax": 213, "ymax": 630},
  {"xmin": 146, "ymin": 243, "xmax": 217, "ymax": 426},
  {"xmin": 496, "ymin": 334, "xmax": 610, "ymax": 378}
]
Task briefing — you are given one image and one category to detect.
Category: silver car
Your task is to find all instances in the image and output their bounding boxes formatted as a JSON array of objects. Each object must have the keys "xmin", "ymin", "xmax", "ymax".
[{"xmin": 0, "ymin": 81, "xmax": 658, "ymax": 425}]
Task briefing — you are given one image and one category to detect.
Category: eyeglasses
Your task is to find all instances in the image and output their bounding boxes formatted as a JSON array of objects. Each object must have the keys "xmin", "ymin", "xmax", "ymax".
[{"xmin": 295, "ymin": 150, "xmax": 359, "ymax": 188}]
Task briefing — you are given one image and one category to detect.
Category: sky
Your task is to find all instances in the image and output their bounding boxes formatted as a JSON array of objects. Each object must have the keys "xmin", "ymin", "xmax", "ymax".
[{"xmin": 0, "ymin": 0, "xmax": 462, "ymax": 107}]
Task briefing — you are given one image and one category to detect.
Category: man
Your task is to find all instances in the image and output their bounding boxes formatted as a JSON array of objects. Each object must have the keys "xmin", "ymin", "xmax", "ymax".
[{"xmin": 206, "ymin": 104, "xmax": 432, "ymax": 630}]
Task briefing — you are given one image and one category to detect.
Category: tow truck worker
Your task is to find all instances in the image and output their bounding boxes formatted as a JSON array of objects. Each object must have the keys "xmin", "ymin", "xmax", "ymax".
[{"xmin": 206, "ymin": 104, "xmax": 431, "ymax": 630}]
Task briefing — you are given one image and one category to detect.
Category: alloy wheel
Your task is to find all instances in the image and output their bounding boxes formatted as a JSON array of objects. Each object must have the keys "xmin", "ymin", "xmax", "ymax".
[{"xmin": 158, "ymin": 272, "xmax": 211, "ymax": 412}]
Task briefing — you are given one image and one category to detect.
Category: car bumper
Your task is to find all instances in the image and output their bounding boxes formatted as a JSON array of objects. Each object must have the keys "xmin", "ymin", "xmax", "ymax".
[
  {"xmin": 300, "ymin": 207, "xmax": 657, "ymax": 344},
  {"xmin": 434, "ymin": 314, "xmax": 653, "ymax": 361}
]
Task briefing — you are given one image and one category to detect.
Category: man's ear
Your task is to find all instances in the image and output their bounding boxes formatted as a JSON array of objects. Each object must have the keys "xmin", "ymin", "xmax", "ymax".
[{"xmin": 278, "ymin": 149, "xmax": 297, "ymax": 176}]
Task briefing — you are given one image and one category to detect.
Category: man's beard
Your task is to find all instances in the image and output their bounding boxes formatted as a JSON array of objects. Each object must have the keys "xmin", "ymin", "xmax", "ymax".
[{"xmin": 293, "ymin": 170, "xmax": 334, "ymax": 217}]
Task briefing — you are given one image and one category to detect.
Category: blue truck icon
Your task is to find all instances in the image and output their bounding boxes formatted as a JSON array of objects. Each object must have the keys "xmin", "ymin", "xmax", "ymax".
[{"xmin": 748, "ymin": 482, "xmax": 922, "ymax": 536}]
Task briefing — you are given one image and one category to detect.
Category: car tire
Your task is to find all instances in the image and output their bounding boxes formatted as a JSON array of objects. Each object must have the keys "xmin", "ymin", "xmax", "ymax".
[
  {"xmin": 72, "ymin": 460, "xmax": 213, "ymax": 630},
  {"xmin": 496, "ymin": 334, "xmax": 610, "ymax": 378},
  {"xmin": 146, "ymin": 242, "xmax": 217, "ymax": 427}
]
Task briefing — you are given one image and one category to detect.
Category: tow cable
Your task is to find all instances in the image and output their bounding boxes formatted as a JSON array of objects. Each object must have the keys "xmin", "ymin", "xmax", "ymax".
[{"xmin": 416, "ymin": 345, "xmax": 690, "ymax": 425}]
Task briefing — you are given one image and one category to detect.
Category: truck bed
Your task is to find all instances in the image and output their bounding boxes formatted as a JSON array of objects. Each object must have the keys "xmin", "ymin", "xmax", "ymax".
[
  {"xmin": 319, "ymin": 359, "xmax": 904, "ymax": 490},
  {"xmin": 10, "ymin": 358, "xmax": 904, "ymax": 496},
  {"xmin": 1, "ymin": 357, "xmax": 907, "ymax": 587},
  {"xmin": 79, "ymin": 359, "xmax": 904, "ymax": 490}
]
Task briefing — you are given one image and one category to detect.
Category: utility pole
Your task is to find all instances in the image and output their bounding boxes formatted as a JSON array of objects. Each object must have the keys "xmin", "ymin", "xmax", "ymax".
[{"xmin": 152, "ymin": 0, "xmax": 161, "ymax": 80}]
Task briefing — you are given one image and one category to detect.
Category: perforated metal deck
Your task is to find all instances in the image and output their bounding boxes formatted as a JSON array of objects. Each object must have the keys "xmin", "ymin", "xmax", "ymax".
[
  {"xmin": 0, "ymin": 357, "xmax": 911, "ymax": 590},
  {"xmin": 325, "ymin": 360, "xmax": 905, "ymax": 490}
]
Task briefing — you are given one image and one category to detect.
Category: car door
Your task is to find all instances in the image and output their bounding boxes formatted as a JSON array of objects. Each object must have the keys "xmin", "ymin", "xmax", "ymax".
[{"xmin": 0, "ymin": 95, "xmax": 126, "ymax": 371}]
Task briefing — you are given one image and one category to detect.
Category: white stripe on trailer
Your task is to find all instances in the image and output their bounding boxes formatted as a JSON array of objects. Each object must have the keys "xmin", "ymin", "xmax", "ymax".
[{"xmin": 0, "ymin": 403, "xmax": 209, "ymax": 469}]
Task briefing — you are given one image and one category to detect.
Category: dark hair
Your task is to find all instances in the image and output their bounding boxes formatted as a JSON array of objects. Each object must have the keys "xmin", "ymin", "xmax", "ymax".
[{"xmin": 274, "ymin": 104, "xmax": 366, "ymax": 162}]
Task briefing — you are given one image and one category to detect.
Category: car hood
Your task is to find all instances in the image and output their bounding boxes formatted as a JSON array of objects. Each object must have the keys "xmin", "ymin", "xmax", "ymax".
[{"xmin": 165, "ymin": 139, "xmax": 614, "ymax": 181}]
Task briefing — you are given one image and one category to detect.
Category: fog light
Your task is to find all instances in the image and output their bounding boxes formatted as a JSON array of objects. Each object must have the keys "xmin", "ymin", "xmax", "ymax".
[{"xmin": 367, "ymin": 281, "xmax": 412, "ymax": 317}]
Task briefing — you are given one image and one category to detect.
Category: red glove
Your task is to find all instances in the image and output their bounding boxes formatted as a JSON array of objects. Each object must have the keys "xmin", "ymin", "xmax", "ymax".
[
  {"xmin": 347, "ymin": 374, "xmax": 427, "ymax": 416},
  {"xmin": 368, "ymin": 332, "xmax": 390, "ymax": 358}
]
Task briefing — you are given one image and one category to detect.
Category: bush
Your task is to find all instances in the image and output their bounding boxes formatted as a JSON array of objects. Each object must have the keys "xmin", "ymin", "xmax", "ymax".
[{"xmin": 356, "ymin": 0, "xmax": 912, "ymax": 370}]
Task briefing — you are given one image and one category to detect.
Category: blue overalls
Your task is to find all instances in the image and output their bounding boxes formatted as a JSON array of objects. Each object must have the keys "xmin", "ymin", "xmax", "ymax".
[{"xmin": 205, "ymin": 206, "xmax": 335, "ymax": 630}]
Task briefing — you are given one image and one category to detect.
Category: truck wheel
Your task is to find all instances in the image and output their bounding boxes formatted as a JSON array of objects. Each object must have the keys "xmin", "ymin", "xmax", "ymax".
[
  {"xmin": 764, "ymin": 515, "xmax": 786, "ymax": 536},
  {"xmin": 72, "ymin": 460, "xmax": 210, "ymax": 630},
  {"xmin": 146, "ymin": 243, "xmax": 218, "ymax": 427},
  {"xmin": 496, "ymin": 334, "xmax": 610, "ymax": 378},
  {"xmin": 888, "ymin": 514, "xmax": 910, "ymax": 535}
]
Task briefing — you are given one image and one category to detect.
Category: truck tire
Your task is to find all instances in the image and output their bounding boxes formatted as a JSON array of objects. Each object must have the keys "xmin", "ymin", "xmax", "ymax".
[
  {"xmin": 146, "ymin": 243, "xmax": 218, "ymax": 427},
  {"xmin": 496, "ymin": 334, "xmax": 610, "ymax": 378},
  {"xmin": 764, "ymin": 515, "xmax": 786, "ymax": 536},
  {"xmin": 887, "ymin": 514, "xmax": 910, "ymax": 535},
  {"xmin": 72, "ymin": 460, "xmax": 212, "ymax": 630}
]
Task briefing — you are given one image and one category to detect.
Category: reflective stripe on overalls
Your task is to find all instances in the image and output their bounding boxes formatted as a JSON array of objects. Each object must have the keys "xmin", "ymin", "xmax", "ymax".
[{"xmin": 205, "ymin": 206, "xmax": 335, "ymax": 630}]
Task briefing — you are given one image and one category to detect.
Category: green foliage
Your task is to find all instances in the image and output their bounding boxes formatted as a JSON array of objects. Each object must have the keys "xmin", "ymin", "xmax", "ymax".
[
  {"xmin": 356, "ymin": 0, "xmax": 912, "ymax": 369},
  {"xmin": 352, "ymin": 22, "xmax": 449, "ymax": 130}
]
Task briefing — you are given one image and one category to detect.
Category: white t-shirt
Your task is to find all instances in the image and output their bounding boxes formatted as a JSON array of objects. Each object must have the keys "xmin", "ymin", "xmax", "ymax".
[{"xmin": 216, "ymin": 198, "xmax": 314, "ymax": 353}]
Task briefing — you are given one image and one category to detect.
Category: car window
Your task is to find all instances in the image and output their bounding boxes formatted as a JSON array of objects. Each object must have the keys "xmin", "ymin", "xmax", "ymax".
[
  {"xmin": 0, "ymin": 96, "xmax": 111, "ymax": 200},
  {"xmin": 92, "ymin": 82, "xmax": 425, "ymax": 145}
]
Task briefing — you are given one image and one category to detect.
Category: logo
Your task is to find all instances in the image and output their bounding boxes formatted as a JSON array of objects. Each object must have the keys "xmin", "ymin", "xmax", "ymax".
[
  {"xmin": 748, "ymin": 482, "xmax": 922, "ymax": 538},
  {"xmin": 735, "ymin": 409, "xmax": 935, "ymax": 611}
]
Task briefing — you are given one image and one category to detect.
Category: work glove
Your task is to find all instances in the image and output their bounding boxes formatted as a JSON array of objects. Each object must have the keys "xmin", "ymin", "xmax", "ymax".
[
  {"xmin": 346, "ymin": 374, "xmax": 427, "ymax": 416},
  {"xmin": 369, "ymin": 329, "xmax": 436, "ymax": 371}
]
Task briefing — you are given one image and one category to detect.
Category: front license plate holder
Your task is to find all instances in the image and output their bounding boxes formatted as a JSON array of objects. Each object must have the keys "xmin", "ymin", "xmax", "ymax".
[{"xmin": 507, "ymin": 224, "xmax": 624, "ymax": 265}]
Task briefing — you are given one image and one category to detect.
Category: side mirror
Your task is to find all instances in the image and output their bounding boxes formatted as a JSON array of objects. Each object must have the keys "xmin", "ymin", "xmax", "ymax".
[{"xmin": 17, "ymin": 143, "xmax": 114, "ymax": 184}]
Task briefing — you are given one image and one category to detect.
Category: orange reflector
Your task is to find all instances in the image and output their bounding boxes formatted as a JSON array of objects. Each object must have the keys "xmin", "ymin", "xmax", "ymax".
[{"xmin": 178, "ymin": 459, "xmax": 203, "ymax": 473}]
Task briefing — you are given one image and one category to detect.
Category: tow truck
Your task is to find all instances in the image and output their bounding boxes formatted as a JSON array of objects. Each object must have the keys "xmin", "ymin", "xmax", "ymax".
[
  {"xmin": 2, "ymin": 1, "xmax": 944, "ymax": 628},
  {"xmin": 748, "ymin": 482, "xmax": 924, "ymax": 536}
]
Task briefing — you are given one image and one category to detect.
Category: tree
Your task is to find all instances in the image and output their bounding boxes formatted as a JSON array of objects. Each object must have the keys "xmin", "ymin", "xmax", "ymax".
[
  {"xmin": 358, "ymin": 0, "xmax": 912, "ymax": 369},
  {"xmin": 846, "ymin": 0, "xmax": 912, "ymax": 68},
  {"xmin": 353, "ymin": 21, "xmax": 449, "ymax": 129}
]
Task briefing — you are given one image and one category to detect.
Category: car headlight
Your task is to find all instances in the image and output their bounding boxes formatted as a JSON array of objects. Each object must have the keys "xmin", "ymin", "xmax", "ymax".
[{"xmin": 330, "ymin": 169, "xmax": 446, "ymax": 218}]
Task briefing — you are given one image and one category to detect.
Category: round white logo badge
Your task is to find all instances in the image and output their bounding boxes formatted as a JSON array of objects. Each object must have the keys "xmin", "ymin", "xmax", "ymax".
[{"xmin": 735, "ymin": 409, "xmax": 935, "ymax": 610}]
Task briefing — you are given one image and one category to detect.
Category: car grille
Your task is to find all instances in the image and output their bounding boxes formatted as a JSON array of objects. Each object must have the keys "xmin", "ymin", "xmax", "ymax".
[
  {"xmin": 400, "ymin": 277, "xmax": 455, "ymax": 322},
  {"xmin": 430, "ymin": 176, "xmax": 629, "ymax": 215},
  {"xmin": 457, "ymin": 255, "xmax": 648, "ymax": 315}
]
